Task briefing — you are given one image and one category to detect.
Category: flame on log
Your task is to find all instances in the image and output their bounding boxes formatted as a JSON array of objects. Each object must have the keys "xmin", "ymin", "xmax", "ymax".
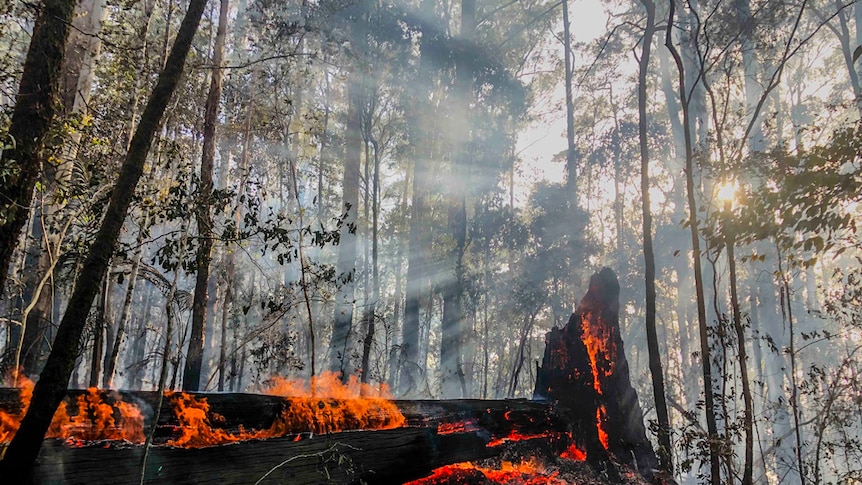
[{"xmin": 1, "ymin": 373, "xmax": 144, "ymax": 444}]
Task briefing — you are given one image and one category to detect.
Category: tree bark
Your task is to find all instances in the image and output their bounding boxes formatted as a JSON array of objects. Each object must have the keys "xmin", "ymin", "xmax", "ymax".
[
  {"xmin": 399, "ymin": 0, "xmax": 435, "ymax": 397},
  {"xmin": 104, "ymin": 212, "xmax": 148, "ymax": 389},
  {"xmin": 0, "ymin": 0, "xmax": 78, "ymax": 299},
  {"xmin": 725, "ymin": 224, "xmax": 753, "ymax": 485},
  {"xmin": 329, "ymin": 8, "xmax": 366, "ymax": 378},
  {"xmin": 664, "ymin": 2, "xmax": 721, "ymax": 482},
  {"xmin": 637, "ymin": 0, "xmax": 672, "ymax": 474},
  {"xmin": 440, "ymin": 0, "xmax": 474, "ymax": 400},
  {"xmin": 0, "ymin": 0, "xmax": 209, "ymax": 477},
  {"xmin": 184, "ymin": 0, "xmax": 229, "ymax": 392}
]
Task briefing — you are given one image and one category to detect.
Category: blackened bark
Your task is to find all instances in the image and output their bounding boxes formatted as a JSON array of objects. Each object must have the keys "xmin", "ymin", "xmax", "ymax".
[
  {"xmin": 0, "ymin": 0, "xmax": 78, "ymax": 299},
  {"xmin": 184, "ymin": 0, "xmax": 229, "ymax": 392},
  {"xmin": 535, "ymin": 269, "xmax": 658, "ymax": 479},
  {"xmin": 0, "ymin": 0, "xmax": 209, "ymax": 478}
]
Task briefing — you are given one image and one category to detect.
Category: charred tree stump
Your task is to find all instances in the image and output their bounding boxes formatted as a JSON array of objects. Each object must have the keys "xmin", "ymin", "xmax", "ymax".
[{"xmin": 535, "ymin": 268, "xmax": 658, "ymax": 477}]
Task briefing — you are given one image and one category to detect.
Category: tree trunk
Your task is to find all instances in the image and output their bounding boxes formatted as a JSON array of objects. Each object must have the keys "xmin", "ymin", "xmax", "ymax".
[
  {"xmin": 399, "ymin": 0, "xmax": 435, "ymax": 397},
  {"xmin": 19, "ymin": 0, "xmax": 106, "ymax": 376},
  {"xmin": 637, "ymin": 0, "xmax": 672, "ymax": 474},
  {"xmin": 104, "ymin": 211, "xmax": 148, "ymax": 389},
  {"xmin": 725, "ymin": 225, "xmax": 754, "ymax": 485},
  {"xmin": 360, "ymin": 140, "xmax": 381, "ymax": 385},
  {"xmin": 90, "ymin": 273, "xmax": 112, "ymax": 388},
  {"xmin": 0, "ymin": 0, "xmax": 78, "ymax": 299},
  {"xmin": 440, "ymin": 0, "xmax": 474, "ymax": 400},
  {"xmin": 0, "ymin": 0, "xmax": 209, "ymax": 477},
  {"xmin": 329, "ymin": 64, "xmax": 363, "ymax": 380},
  {"xmin": 665, "ymin": 2, "xmax": 721, "ymax": 482},
  {"xmin": 184, "ymin": 0, "xmax": 229, "ymax": 392}
]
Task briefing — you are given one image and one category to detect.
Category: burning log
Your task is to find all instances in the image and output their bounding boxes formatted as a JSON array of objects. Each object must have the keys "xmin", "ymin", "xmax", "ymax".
[
  {"xmin": 1, "ymin": 386, "xmax": 572, "ymax": 483},
  {"xmin": 534, "ymin": 268, "xmax": 659, "ymax": 477}
]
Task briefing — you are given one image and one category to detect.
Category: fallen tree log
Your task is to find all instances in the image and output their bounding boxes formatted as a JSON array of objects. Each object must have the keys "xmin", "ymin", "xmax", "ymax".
[
  {"xmin": 1, "ymin": 393, "xmax": 573, "ymax": 484},
  {"xmin": 1, "ymin": 389, "xmax": 566, "ymax": 443},
  {"xmin": 31, "ymin": 428, "xmax": 503, "ymax": 485}
]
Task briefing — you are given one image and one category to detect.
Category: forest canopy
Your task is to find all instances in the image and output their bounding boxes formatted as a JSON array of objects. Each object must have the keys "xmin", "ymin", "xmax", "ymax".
[{"xmin": 0, "ymin": 0, "xmax": 861, "ymax": 483}]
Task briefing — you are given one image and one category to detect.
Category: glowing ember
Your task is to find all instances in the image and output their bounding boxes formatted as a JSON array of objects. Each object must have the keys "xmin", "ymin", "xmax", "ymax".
[
  {"xmin": 437, "ymin": 420, "xmax": 479, "ymax": 435},
  {"xmin": 263, "ymin": 371, "xmax": 406, "ymax": 435},
  {"xmin": 405, "ymin": 458, "xmax": 568, "ymax": 485},
  {"xmin": 486, "ymin": 430, "xmax": 550, "ymax": 447},
  {"xmin": 1, "ymin": 374, "xmax": 144, "ymax": 445},
  {"xmin": 560, "ymin": 443, "xmax": 587, "ymax": 461}
]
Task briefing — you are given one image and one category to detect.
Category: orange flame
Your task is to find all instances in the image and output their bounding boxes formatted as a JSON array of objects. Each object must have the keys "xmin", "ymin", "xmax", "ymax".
[
  {"xmin": 3, "ymin": 371, "xmax": 406, "ymax": 449},
  {"xmin": 405, "ymin": 458, "xmax": 568, "ymax": 485},
  {"xmin": 1, "ymin": 374, "xmax": 144, "ymax": 445},
  {"xmin": 164, "ymin": 372, "xmax": 407, "ymax": 447},
  {"xmin": 263, "ymin": 371, "xmax": 406, "ymax": 435},
  {"xmin": 581, "ymin": 311, "xmax": 614, "ymax": 450},
  {"xmin": 166, "ymin": 392, "xmax": 255, "ymax": 447}
]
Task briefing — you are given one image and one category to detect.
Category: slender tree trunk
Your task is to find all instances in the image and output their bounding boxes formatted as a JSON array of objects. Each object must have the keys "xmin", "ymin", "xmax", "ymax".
[
  {"xmin": 777, "ymin": 251, "xmax": 807, "ymax": 485},
  {"xmin": 561, "ymin": 0, "xmax": 581, "ymax": 300},
  {"xmin": 90, "ymin": 272, "xmax": 113, "ymax": 388},
  {"xmin": 665, "ymin": 2, "xmax": 721, "ymax": 482},
  {"xmin": 0, "ymin": 0, "xmax": 208, "ymax": 476},
  {"xmin": 329, "ymin": 65, "xmax": 363, "ymax": 380},
  {"xmin": 184, "ymin": 0, "xmax": 229, "ymax": 392},
  {"xmin": 637, "ymin": 0, "xmax": 672, "ymax": 473},
  {"xmin": 104, "ymin": 211, "xmax": 148, "ymax": 388},
  {"xmin": 0, "ymin": 0, "xmax": 78, "ymax": 299},
  {"xmin": 360, "ymin": 140, "xmax": 380, "ymax": 385},
  {"xmin": 725, "ymin": 223, "xmax": 754, "ymax": 485}
]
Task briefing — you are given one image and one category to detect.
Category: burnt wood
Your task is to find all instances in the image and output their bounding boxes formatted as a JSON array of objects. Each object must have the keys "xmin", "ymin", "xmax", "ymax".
[
  {"xmin": 534, "ymin": 268, "xmax": 659, "ymax": 477},
  {"xmin": 1, "ymin": 393, "xmax": 570, "ymax": 484},
  {"xmin": 30, "ymin": 428, "xmax": 496, "ymax": 484}
]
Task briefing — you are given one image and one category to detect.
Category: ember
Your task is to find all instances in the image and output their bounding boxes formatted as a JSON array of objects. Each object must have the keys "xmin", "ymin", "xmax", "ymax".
[
  {"xmin": 405, "ymin": 458, "xmax": 568, "ymax": 485},
  {"xmin": 437, "ymin": 419, "xmax": 479, "ymax": 434},
  {"xmin": 486, "ymin": 430, "xmax": 550, "ymax": 447},
  {"xmin": 560, "ymin": 443, "xmax": 587, "ymax": 461}
]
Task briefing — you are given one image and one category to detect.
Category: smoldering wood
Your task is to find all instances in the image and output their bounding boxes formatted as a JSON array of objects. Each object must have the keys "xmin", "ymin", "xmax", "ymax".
[
  {"xmin": 0, "ymin": 393, "xmax": 569, "ymax": 484},
  {"xmin": 535, "ymin": 268, "xmax": 659, "ymax": 476}
]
